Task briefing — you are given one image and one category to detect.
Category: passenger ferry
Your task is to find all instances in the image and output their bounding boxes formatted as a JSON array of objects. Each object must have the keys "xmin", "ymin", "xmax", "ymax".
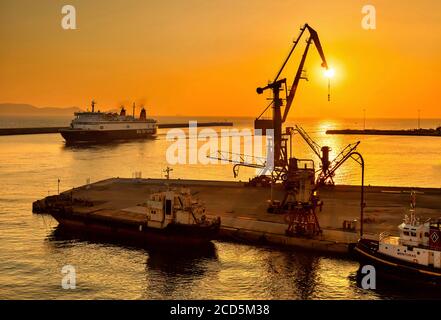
[
  {"xmin": 60, "ymin": 101, "xmax": 157, "ymax": 143},
  {"xmin": 354, "ymin": 192, "xmax": 441, "ymax": 284}
]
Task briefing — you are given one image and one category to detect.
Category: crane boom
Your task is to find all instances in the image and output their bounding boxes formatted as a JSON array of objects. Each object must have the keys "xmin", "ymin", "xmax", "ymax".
[
  {"xmin": 282, "ymin": 24, "xmax": 328, "ymax": 122},
  {"xmin": 273, "ymin": 26, "xmax": 307, "ymax": 83},
  {"xmin": 282, "ymin": 37, "xmax": 312, "ymax": 122},
  {"xmin": 306, "ymin": 24, "xmax": 328, "ymax": 70}
]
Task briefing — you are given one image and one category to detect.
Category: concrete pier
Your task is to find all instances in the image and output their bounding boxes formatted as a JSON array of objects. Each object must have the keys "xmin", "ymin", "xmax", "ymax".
[
  {"xmin": 35, "ymin": 178, "xmax": 441, "ymax": 255},
  {"xmin": 326, "ymin": 128, "xmax": 441, "ymax": 137}
]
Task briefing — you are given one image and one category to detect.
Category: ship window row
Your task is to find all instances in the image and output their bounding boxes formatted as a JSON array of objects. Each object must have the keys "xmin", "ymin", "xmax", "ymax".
[
  {"xmin": 403, "ymin": 231, "xmax": 418, "ymax": 237},
  {"xmin": 77, "ymin": 124, "xmax": 142, "ymax": 129},
  {"xmin": 387, "ymin": 246, "xmax": 420, "ymax": 255},
  {"xmin": 73, "ymin": 121, "xmax": 156, "ymax": 125}
]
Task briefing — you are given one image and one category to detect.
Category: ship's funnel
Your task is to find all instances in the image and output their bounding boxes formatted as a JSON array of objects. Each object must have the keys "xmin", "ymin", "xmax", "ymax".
[{"xmin": 140, "ymin": 108, "xmax": 146, "ymax": 120}]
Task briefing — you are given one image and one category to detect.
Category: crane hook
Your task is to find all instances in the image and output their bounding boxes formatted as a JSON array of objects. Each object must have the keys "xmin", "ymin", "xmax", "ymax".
[{"xmin": 328, "ymin": 78, "xmax": 331, "ymax": 102}]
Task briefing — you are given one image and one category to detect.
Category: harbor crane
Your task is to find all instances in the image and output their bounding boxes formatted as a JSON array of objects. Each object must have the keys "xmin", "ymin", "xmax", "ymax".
[
  {"xmin": 243, "ymin": 23, "xmax": 360, "ymax": 187},
  {"xmin": 213, "ymin": 23, "xmax": 363, "ymax": 236},
  {"xmin": 253, "ymin": 23, "xmax": 328, "ymax": 181},
  {"xmin": 253, "ymin": 23, "xmax": 330, "ymax": 236},
  {"xmin": 247, "ymin": 24, "xmax": 362, "ymax": 236},
  {"xmin": 213, "ymin": 23, "xmax": 337, "ymax": 186}
]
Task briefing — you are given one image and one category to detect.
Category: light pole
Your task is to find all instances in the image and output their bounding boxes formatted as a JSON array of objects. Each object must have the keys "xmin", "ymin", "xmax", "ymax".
[
  {"xmin": 363, "ymin": 109, "xmax": 366, "ymax": 130},
  {"xmin": 349, "ymin": 152, "xmax": 365, "ymax": 238},
  {"xmin": 317, "ymin": 151, "xmax": 366, "ymax": 238},
  {"xmin": 418, "ymin": 109, "xmax": 421, "ymax": 130}
]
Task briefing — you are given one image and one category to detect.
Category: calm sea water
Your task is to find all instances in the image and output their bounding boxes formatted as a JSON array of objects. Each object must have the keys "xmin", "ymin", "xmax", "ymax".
[{"xmin": 0, "ymin": 116, "xmax": 440, "ymax": 299}]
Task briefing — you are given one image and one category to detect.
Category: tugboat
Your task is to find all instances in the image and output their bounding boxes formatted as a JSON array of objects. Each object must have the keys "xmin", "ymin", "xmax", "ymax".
[
  {"xmin": 60, "ymin": 100, "xmax": 157, "ymax": 143},
  {"xmin": 38, "ymin": 187, "xmax": 221, "ymax": 246},
  {"xmin": 354, "ymin": 192, "xmax": 441, "ymax": 284}
]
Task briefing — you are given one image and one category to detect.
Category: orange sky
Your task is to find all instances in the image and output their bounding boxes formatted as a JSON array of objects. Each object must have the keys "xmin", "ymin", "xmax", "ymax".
[{"xmin": 0, "ymin": 0, "xmax": 440, "ymax": 118}]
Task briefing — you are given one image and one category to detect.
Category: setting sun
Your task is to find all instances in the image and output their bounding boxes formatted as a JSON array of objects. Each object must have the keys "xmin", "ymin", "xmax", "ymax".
[{"xmin": 324, "ymin": 68, "xmax": 335, "ymax": 79}]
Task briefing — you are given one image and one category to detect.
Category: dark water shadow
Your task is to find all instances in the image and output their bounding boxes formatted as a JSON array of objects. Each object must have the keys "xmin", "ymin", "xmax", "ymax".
[
  {"xmin": 146, "ymin": 243, "xmax": 217, "ymax": 276},
  {"xmin": 263, "ymin": 248, "xmax": 321, "ymax": 299},
  {"xmin": 288, "ymin": 252, "xmax": 321, "ymax": 299},
  {"xmin": 47, "ymin": 225, "xmax": 217, "ymax": 258},
  {"xmin": 219, "ymin": 239, "xmax": 355, "ymax": 299},
  {"xmin": 46, "ymin": 225, "xmax": 219, "ymax": 299},
  {"xmin": 143, "ymin": 245, "xmax": 218, "ymax": 299}
]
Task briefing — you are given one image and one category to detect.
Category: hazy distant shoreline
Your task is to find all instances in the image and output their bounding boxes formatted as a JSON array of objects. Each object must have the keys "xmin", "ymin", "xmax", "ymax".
[
  {"xmin": 0, "ymin": 103, "xmax": 440, "ymax": 123},
  {"xmin": 0, "ymin": 103, "xmax": 82, "ymax": 116}
]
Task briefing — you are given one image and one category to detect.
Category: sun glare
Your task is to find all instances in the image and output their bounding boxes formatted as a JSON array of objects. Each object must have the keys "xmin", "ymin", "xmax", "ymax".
[{"xmin": 324, "ymin": 68, "xmax": 335, "ymax": 79}]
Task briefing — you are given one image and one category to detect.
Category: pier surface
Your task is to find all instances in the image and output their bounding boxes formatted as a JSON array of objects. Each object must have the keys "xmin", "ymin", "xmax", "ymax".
[
  {"xmin": 0, "ymin": 122, "xmax": 233, "ymax": 136},
  {"xmin": 327, "ymin": 128, "xmax": 441, "ymax": 137},
  {"xmin": 38, "ymin": 178, "xmax": 441, "ymax": 255}
]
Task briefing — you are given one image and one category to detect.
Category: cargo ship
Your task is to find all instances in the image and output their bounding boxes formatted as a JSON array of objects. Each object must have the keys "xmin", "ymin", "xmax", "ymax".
[
  {"xmin": 34, "ymin": 187, "xmax": 221, "ymax": 245},
  {"xmin": 353, "ymin": 192, "xmax": 441, "ymax": 284},
  {"xmin": 60, "ymin": 101, "xmax": 157, "ymax": 143}
]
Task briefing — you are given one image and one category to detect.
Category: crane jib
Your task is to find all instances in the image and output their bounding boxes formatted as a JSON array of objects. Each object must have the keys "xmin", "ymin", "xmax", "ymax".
[{"xmin": 256, "ymin": 23, "xmax": 329, "ymax": 126}]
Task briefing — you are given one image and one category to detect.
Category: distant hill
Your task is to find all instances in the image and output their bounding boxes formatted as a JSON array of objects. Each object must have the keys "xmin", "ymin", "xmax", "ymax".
[{"xmin": 0, "ymin": 103, "xmax": 82, "ymax": 116}]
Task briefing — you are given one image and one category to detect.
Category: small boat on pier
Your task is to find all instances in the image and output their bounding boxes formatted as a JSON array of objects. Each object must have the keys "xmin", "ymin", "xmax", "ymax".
[{"xmin": 33, "ymin": 187, "xmax": 221, "ymax": 246}]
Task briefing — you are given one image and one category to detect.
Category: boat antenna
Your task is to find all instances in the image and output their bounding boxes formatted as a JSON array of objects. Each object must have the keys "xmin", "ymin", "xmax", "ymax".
[
  {"xmin": 409, "ymin": 191, "xmax": 417, "ymax": 225},
  {"xmin": 91, "ymin": 100, "xmax": 96, "ymax": 113},
  {"xmin": 163, "ymin": 167, "xmax": 173, "ymax": 190},
  {"xmin": 163, "ymin": 166, "xmax": 173, "ymax": 180},
  {"xmin": 132, "ymin": 102, "xmax": 135, "ymax": 118},
  {"xmin": 410, "ymin": 190, "xmax": 416, "ymax": 210}
]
